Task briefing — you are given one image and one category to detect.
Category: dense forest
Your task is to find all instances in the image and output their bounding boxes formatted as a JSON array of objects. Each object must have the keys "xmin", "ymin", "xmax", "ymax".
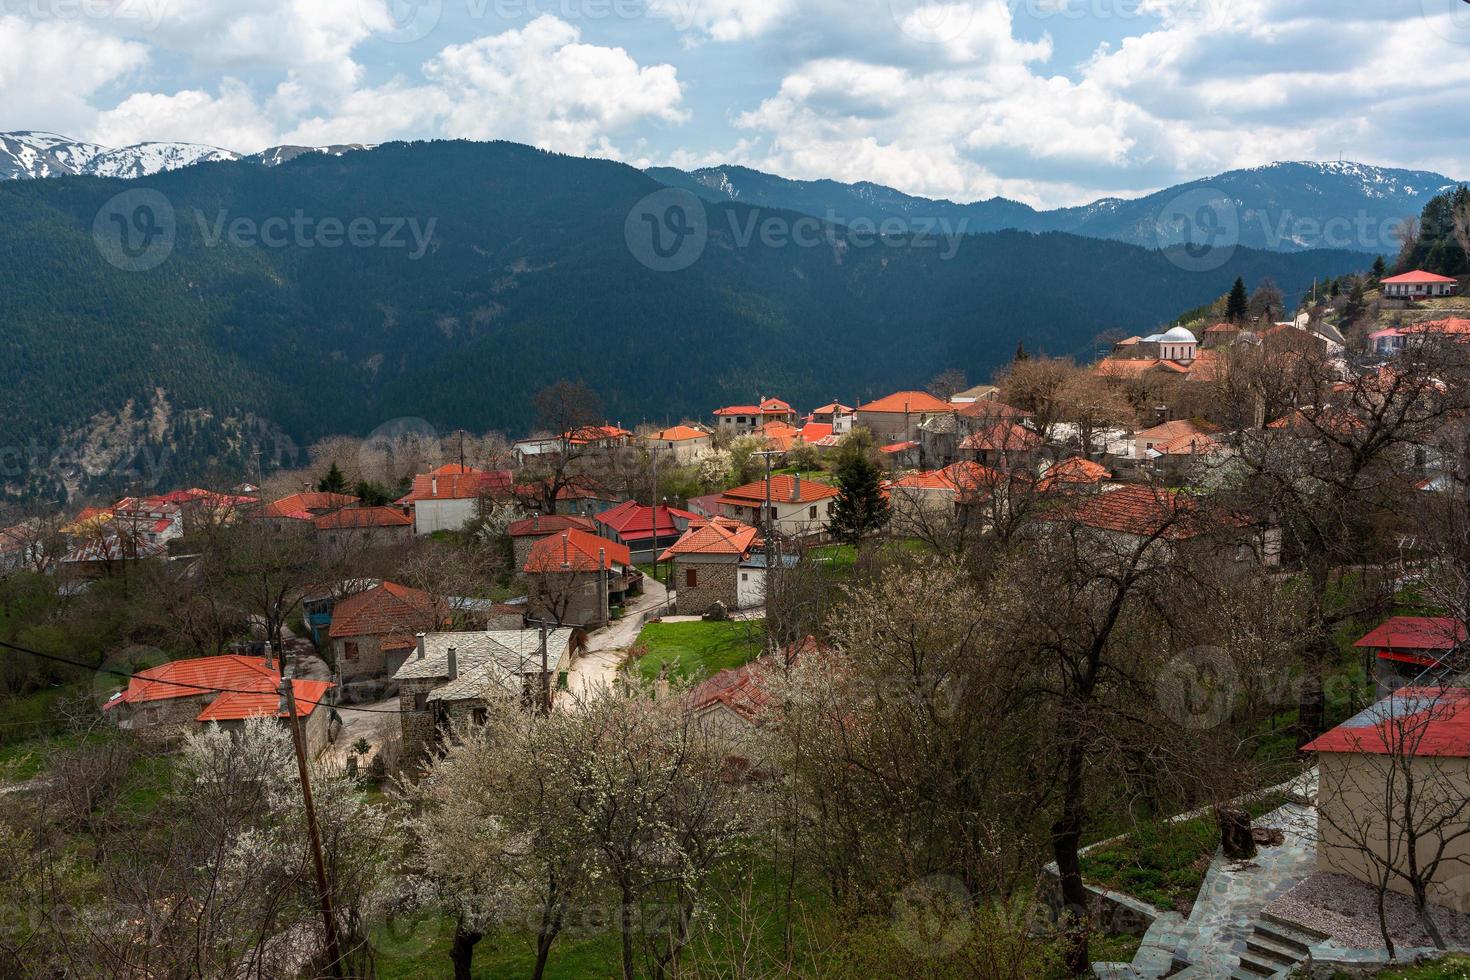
[{"xmin": 0, "ymin": 140, "xmax": 1370, "ymax": 503}]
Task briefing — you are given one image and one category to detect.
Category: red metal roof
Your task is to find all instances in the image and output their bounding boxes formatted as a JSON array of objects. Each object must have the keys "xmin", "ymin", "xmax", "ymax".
[
  {"xmin": 1304, "ymin": 688, "xmax": 1470, "ymax": 757},
  {"xmin": 1353, "ymin": 616, "xmax": 1467, "ymax": 653},
  {"xmin": 595, "ymin": 501, "xmax": 698, "ymax": 542},
  {"xmin": 1381, "ymin": 270, "xmax": 1458, "ymax": 284}
]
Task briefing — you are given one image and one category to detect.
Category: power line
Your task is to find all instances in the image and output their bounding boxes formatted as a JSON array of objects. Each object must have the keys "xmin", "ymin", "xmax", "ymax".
[{"xmin": 0, "ymin": 638, "xmax": 410, "ymax": 716}]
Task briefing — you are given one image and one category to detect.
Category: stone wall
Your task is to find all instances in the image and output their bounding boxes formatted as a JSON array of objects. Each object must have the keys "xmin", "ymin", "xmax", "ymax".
[
  {"xmin": 674, "ymin": 559, "xmax": 738, "ymax": 615},
  {"xmin": 334, "ymin": 634, "xmax": 413, "ymax": 695},
  {"xmin": 397, "ymin": 676, "xmax": 442, "ymax": 761},
  {"xmin": 528, "ymin": 571, "xmax": 608, "ymax": 627}
]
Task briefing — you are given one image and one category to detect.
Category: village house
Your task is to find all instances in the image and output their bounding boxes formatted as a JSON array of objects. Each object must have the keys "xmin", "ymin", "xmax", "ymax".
[
  {"xmin": 712, "ymin": 397, "xmax": 798, "ymax": 434},
  {"xmin": 1306, "ymin": 687, "xmax": 1470, "ymax": 913},
  {"xmin": 958, "ymin": 420, "xmax": 1043, "ymax": 470},
  {"xmin": 328, "ymin": 581, "xmax": 449, "ymax": 698},
  {"xmin": 507, "ymin": 513, "xmax": 597, "ymax": 568},
  {"xmin": 855, "ymin": 390, "xmax": 952, "ymax": 444},
  {"xmin": 1132, "ymin": 418, "xmax": 1219, "ymax": 461},
  {"xmin": 887, "ymin": 462, "xmax": 998, "ymax": 536},
  {"xmin": 400, "ymin": 464, "xmax": 514, "ymax": 535},
  {"xmin": 659, "ymin": 517, "xmax": 763, "ymax": 614},
  {"xmin": 522, "ymin": 529, "xmax": 634, "ymax": 627},
  {"xmin": 1200, "ymin": 322, "xmax": 1241, "ymax": 348},
  {"xmin": 301, "ymin": 579, "xmax": 380, "ymax": 646},
  {"xmin": 645, "ymin": 424, "xmax": 713, "ymax": 462},
  {"xmin": 393, "ymin": 628, "xmax": 577, "ymax": 759},
  {"xmin": 717, "ymin": 475, "xmax": 839, "ymax": 538},
  {"xmin": 799, "ymin": 402, "xmax": 855, "ymax": 448},
  {"xmin": 687, "ymin": 638, "xmax": 819, "ymax": 760},
  {"xmin": 515, "ymin": 476, "xmax": 623, "ymax": 517},
  {"xmin": 102, "ymin": 651, "xmax": 335, "ymax": 755},
  {"xmin": 254, "ymin": 491, "xmax": 359, "ymax": 525},
  {"xmin": 1036, "ymin": 456, "xmax": 1110, "ymax": 493},
  {"xmin": 313, "ymin": 506, "xmax": 413, "ymax": 554},
  {"xmin": 594, "ymin": 500, "xmax": 698, "ymax": 563},
  {"xmin": 109, "ymin": 496, "xmax": 184, "ymax": 548},
  {"xmin": 1380, "ymin": 269, "xmax": 1460, "ymax": 300},
  {"xmin": 948, "ymin": 384, "xmax": 1000, "ymax": 404},
  {"xmin": 1354, "ymin": 616, "xmax": 1468, "ymax": 693},
  {"xmin": 1370, "ymin": 317, "xmax": 1470, "ymax": 356}
]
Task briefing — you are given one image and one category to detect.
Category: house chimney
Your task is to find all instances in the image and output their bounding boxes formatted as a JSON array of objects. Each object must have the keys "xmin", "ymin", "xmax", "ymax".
[
  {"xmin": 533, "ymin": 512, "xmax": 540, "ymax": 531},
  {"xmin": 431, "ymin": 474, "xmax": 439, "ymax": 496},
  {"xmin": 263, "ymin": 641, "xmax": 274, "ymax": 670},
  {"xmin": 562, "ymin": 532, "xmax": 571, "ymax": 568},
  {"xmin": 447, "ymin": 646, "xmax": 458, "ymax": 681},
  {"xmin": 416, "ymin": 631, "xmax": 427, "ymax": 660},
  {"xmin": 791, "ymin": 475, "xmax": 801, "ymax": 502}
]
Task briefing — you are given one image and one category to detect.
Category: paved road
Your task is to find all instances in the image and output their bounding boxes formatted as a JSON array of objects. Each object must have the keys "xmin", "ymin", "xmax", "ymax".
[{"xmin": 562, "ymin": 575, "xmax": 668, "ymax": 703}]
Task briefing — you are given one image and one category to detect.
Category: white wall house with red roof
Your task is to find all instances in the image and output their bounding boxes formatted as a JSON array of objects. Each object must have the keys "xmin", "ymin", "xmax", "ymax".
[
  {"xmin": 712, "ymin": 397, "xmax": 797, "ymax": 434},
  {"xmin": 855, "ymin": 390, "xmax": 953, "ymax": 444},
  {"xmin": 400, "ymin": 465, "xmax": 513, "ymax": 536},
  {"xmin": 716, "ymin": 475, "xmax": 839, "ymax": 538},
  {"xmin": 1381, "ymin": 269, "xmax": 1459, "ymax": 300}
]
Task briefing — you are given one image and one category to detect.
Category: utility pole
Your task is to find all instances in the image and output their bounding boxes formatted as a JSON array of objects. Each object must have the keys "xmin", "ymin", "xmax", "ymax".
[
  {"xmin": 539, "ymin": 623, "xmax": 551, "ymax": 715},
  {"xmin": 649, "ymin": 445, "xmax": 662, "ymax": 582},
  {"xmin": 751, "ymin": 450, "xmax": 784, "ymax": 573},
  {"xmin": 280, "ymin": 675, "xmax": 344, "ymax": 979}
]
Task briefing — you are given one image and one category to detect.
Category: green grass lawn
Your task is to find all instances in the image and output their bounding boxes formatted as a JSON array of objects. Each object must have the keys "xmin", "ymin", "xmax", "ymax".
[
  {"xmin": 632, "ymin": 620, "xmax": 767, "ymax": 682},
  {"xmin": 1081, "ymin": 794, "xmax": 1287, "ymax": 914},
  {"xmin": 1367, "ymin": 956, "xmax": 1470, "ymax": 979}
]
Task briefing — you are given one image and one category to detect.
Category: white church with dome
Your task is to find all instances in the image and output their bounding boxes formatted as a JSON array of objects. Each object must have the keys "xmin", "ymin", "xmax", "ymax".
[{"xmin": 1138, "ymin": 326, "xmax": 1198, "ymax": 363}]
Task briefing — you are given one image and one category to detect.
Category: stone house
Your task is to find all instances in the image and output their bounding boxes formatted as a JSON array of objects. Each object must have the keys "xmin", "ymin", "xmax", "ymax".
[
  {"xmin": 659, "ymin": 517, "xmax": 761, "ymax": 614},
  {"xmin": 855, "ymin": 390, "xmax": 953, "ymax": 444},
  {"xmin": 327, "ymin": 581, "xmax": 449, "ymax": 699},
  {"xmin": 716, "ymin": 475, "xmax": 839, "ymax": 538},
  {"xmin": 103, "ymin": 651, "xmax": 335, "ymax": 756},
  {"xmin": 393, "ymin": 628, "xmax": 576, "ymax": 760},
  {"xmin": 523, "ymin": 529, "xmax": 634, "ymax": 627},
  {"xmin": 313, "ymin": 506, "xmax": 413, "ymax": 555},
  {"xmin": 507, "ymin": 514, "xmax": 596, "ymax": 569}
]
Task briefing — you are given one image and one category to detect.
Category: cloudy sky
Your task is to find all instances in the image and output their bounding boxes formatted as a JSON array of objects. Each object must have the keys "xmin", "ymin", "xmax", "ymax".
[{"xmin": 3, "ymin": 0, "xmax": 1467, "ymax": 206}]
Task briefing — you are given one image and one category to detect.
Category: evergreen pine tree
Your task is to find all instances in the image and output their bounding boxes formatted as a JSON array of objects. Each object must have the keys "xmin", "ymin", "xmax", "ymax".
[
  {"xmin": 317, "ymin": 462, "xmax": 348, "ymax": 494},
  {"xmin": 1225, "ymin": 277, "xmax": 1249, "ymax": 322},
  {"xmin": 1014, "ymin": 341, "xmax": 1029, "ymax": 363},
  {"xmin": 1341, "ymin": 278, "xmax": 1367, "ymax": 325},
  {"xmin": 1370, "ymin": 255, "xmax": 1386, "ymax": 283},
  {"xmin": 829, "ymin": 446, "xmax": 890, "ymax": 546}
]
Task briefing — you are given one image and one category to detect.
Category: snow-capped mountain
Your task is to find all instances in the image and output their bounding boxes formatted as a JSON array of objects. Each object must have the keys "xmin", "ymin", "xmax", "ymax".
[{"xmin": 0, "ymin": 131, "xmax": 369, "ymax": 180}]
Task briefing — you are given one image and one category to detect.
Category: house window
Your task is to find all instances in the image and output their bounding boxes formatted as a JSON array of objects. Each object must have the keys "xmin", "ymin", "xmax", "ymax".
[
  {"xmin": 413, "ymin": 692, "xmax": 427, "ymax": 712},
  {"xmin": 768, "ymin": 506, "xmax": 779, "ymax": 521},
  {"xmin": 686, "ymin": 568, "xmax": 697, "ymax": 588},
  {"xmin": 808, "ymin": 505, "xmax": 817, "ymax": 519},
  {"xmin": 344, "ymin": 641, "xmax": 359, "ymax": 661}
]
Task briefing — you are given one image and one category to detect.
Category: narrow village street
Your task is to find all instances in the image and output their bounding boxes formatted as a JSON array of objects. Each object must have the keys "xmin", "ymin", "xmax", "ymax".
[{"xmin": 562, "ymin": 573, "xmax": 669, "ymax": 702}]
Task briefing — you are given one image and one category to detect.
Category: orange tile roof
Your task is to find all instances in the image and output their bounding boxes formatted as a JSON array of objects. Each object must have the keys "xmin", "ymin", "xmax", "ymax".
[
  {"xmin": 1052, "ymin": 484, "xmax": 1215, "ymax": 541},
  {"xmin": 807, "ymin": 402, "xmax": 852, "ymax": 416},
  {"xmin": 799, "ymin": 422, "xmax": 833, "ymax": 442},
  {"xmin": 259, "ymin": 492, "xmax": 357, "ymax": 519},
  {"xmin": 956, "ymin": 399, "xmax": 1032, "ymax": 420},
  {"xmin": 595, "ymin": 501, "xmax": 699, "ymax": 541},
  {"xmin": 880, "ymin": 440, "xmax": 920, "ymax": 453},
  {"xmin": 714, "ymin": 398, "xmax": 793, "ymax": 417},
  {"xmin": 196, "ymin": 679, "xmax": 334, "ymax": 721},
  {"xmin": 959, "ymin": 422, "xmax": 1043, "ymax": 452},
  {"xmin": 313, "ymin": 506, "xmax": 413, "ymax": 530},
  {"xmin": 506, "ymin": 514, "xmax": 597, "ymax": 537},
  {"xmin": 1039, "ymin": 457, "xmax": 1109, "ymax": 488},
  {"xmin": 649, "ymin": 425, "xmax": 709, "ymax": 442},
  {"xmin": 891, "ymin": 462, "xmax": 1001, "ymax": 493},
  {"xmin": 115, "ymin": 654, "xmax": 280, "ymax": 706},
  {"xmin": 430, "ymin": 463, "xmax": 486, "ymax": 476},
  {"xmin": 565, "ymin": 425, "xmax": 632, "ymax": 445},
  {"xmin": 523, "ymin": 529, "xmax": 632, "ymax": 573},
  {"xmin": 659, "ymin": 518, "xmax": 760, "ymax": 559},
  {"xmin": 402, "ymin": 470, "xmax": 514, "ymax": 502},
  {"xmin": 857, "ymin": 390, "xmax": 952, "ymax": 414},
  {"xmin": 719, "ymin": 475, "xmax": 839, "ymax": 506},
  {"xmin": 329, "ymin": 582, "xmax": 445, "ymax": 639},
  {"xmin": 1135, "ymin": 419, "xmax": 1217, "ymax": 444}
]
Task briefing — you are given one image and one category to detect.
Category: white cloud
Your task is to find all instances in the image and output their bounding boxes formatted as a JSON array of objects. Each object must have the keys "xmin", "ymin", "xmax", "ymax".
[
  {"xmin": 647, "ymin": 0, "xmax": 796, "ymax": 43},
  {"xmin": 424, "ymin": 15, "xmax": 685, "ymax": 157},
  {"xmin": 0, "ymin": 15, "xmax": 149, "ymax": 134}
]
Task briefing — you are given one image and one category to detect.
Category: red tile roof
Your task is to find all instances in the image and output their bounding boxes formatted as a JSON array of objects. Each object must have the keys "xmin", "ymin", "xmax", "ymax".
[
  {"xmin": 799, "ymin": 422, "xmax": 833, "ymax": 442},
  {"xmin": 880, "ymin": 440, "xmax": 920, "ymax": 453},
  {"xmin": 956, "ymin": 399, "xmax": 1032, "ymax": 420},
  {"xmin": 329, "ymin": 582, "xmax": 445, "ymax": 639},
  {"xmin": 1304, "ymin": 688, "xmax": 1470, "ymax": 757},
  {"xmin": 714, "ymin": 398, "xmax": 793, "ymax": 417},
  {"xmin": 259, "ymin": 492, "xmax": 358, "ymax": 519},
  {"xmin": 1052, "ymin": 484, "xmax": 1215, "ymax": 541},
  {"xmin": 565, "ymin": 425, "xmax": 633, "ymax": 444},
  {"xmin": 196, "ymin": 679, "xmax": 335, "ymax": 721},
  {"xmin": 649, "ymin": 425, "xmax": 709, "ymax": 442},
  {"xmin": 688, "ymin": 639, "xmax": 817, "ymax": 723},
  {"xmin": 959, "ymin": 422, "xmax": 1043, "ymax": 453},
  {"xmin": 313, "ymin": 506, "xmax": 413, "ymax": 530},
  {"xmin": 890, "ymin": 462, "xmax": 999, "ymax": 493},
  {"xmin": 1039, "ymin": 457, "xmax": 1109, "ymax": 488},
  {"xmin": 719, "ymin": 475, "xmax": 839, "ymax": 506},
  {"xmin": 506, "ymin": 514, "xmax": 596, "ymax": 538},
  {"xmin": 857, "ymin": 390, "xmax": 952, "ymax": 414},
  {"xmin": 114, "ymin": 654, "xmax": 280, "ymax": 706},
  {"xmin": 402, "ymin": 470, "xmax": 514, "ymax": 503},
  {"xmin": 523, "ymin": 529, "xmax": 632, "ymax": 573},
  {"xmin": 659, "ymin": 518, "xmax": 760, "ymax": 559}
]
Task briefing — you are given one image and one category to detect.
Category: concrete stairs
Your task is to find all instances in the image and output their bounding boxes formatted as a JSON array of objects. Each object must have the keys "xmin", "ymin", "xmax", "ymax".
[{"xmin": 1229, "ymin": 911, "xmax": 1330, "ymax": 979}]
